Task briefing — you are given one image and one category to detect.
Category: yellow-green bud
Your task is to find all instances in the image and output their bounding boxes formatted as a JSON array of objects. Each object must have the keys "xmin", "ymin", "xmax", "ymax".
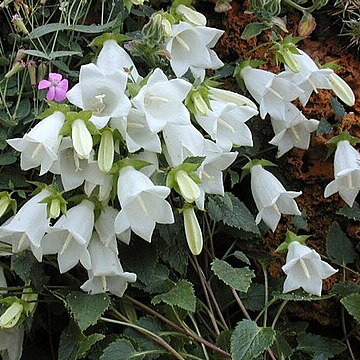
[
  {"xmin": 5, "ymin": 60, "xmax": 25, "ymax": 79},
  {"xmin": 282, "ymin": 48, "xmax": 300, "ymax": 73},
  {"xmin": 183, "ymin": 207, "xmax": 203, "ymax": 256},
  {"xmin": 27, "ymin": 60, "xmax": 37, "ymax": 88},
  {"xmin": 175, "ymin": 170, "xmax": 201, "ymax": 203},
  {"xmin": 328, "ymin": 73, "xmax": 355, "ymax": 107},
  {"xmin": 12, "ymin": 14, "xmax": 29, "ymax": 35},
  {"xmin": 298, "ymin": 12, "xmax": 316, "ymax": 37},
  {"xmin": 0, "ymin": 193, "xmax": 12, "ymax": 218},
  {"xmin": 0, "ymin": 302, "xmax": 23, "ymax": 329},
  {"xmin": 192, "ymin": 92, "xmax": 209, "ymax": 116},
  {"xmin": 98, "ymin": 129, "xmax": 114, "ymax": 173},
  {"xmin": 49, "ymin": 198, "xmax": 61, "ymax": 219},
  {"xmin": 21, "ymin": 288, "xmax": 38, "ymax": 315}
]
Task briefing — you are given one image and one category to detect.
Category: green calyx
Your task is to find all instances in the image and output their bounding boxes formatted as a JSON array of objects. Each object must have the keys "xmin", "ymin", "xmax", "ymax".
[
  {"xmin": 0, "ymin": 192, "xmax": 16, "ymax": 218},
  {"xmin": 241, "ymin": 158, "xmax": 277, "ymax": 180},
  {"xmin": 39, "ymin": 192, "xmax": 68, "ymax": 219},
  {"xmin": 275, "ymin": 229, "xmax": 310, "ymax": 253},
  {"xmin": 272, "ymin": 36, "xmax": 302, "ymax": 72},
  {"xmin": 110, "ymin": 158, "xmax": 153, "ymax": 175},
  {"xmin": 38, "ymin": 101, "xmax": 70, "ymax": 120},
  {"xmin": 89, "ymin": 33, "xmax": 132, "ymax": 49},
  {"xmin": 59, "ymin": 110, "xmax": 99, "ymax": 137},
  {"xmin": 326, "ymin": 131, "xmax": 360, "ymax": 157},
  {"xmin": 185, "ymin": 85, "xmax": 211, "ymax": 116}
]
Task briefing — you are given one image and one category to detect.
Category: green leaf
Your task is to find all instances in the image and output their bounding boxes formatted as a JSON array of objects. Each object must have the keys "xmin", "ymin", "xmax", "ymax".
[
  {"xmin": 211, "ymin": 259, "xmax": 255, "ymax": 293},
  {"xmin": 272, "ymin": 291, "xmax": 334, "ymax": 301},
  {"xmin": 227, "ymin": 169, "xmax": 240, "ymax": 188},
  {"xmin": 48, "ymin": 50, "xmax": 83, "ymax": 59},
  {"xmin": 296, "ymin": 333, "xmax": 346, "ymax": 359},
  {"xmin": 341, "ymin": 294, "xmax": 360, "ymax": 323},
  {"xmin": 66, "ymin": 291, "xmax": 110, "ymax": 331},
  {"xmin": 0, "ymin": 152, "xmax": 17, "ymax": 166},
  {"xmin": 241, "ymin": 23, "xmax": 269, "ymax": 40},
  {"xmin": 28, "ymin": 17, "xmax": 120, "ymax": 39},
  {"xmin": 19, "ymin": 49, "xmax": 50, "ymax": 60},
  {"xmin": 77, "ymin": 334, "xmax": 105, "ymax": 359},
  {"xmin": 326, "ymin": 222, "xmax": 354, "ymax": 266},
  {"xmin": 330, "ymin": 96, "xmax": 345, "ymax": 118},
  {"xmin": 100, "ymin": 339, "xmax": 143, "ymax": 360},
  {"xmin": 240, "ymin": 283, "xmax": 265, "ymax": 311},
  {"xmin": 58, "ymin": 322, "xmax": 83, "ymax": 360},
  {"xmin": 331, "ymin": 282, "xmax": 360, "ymax": 296},
  {"xmin": 152, "ymin": 280, "xmax": 196, "ymax": 312},
  {"xmin": 207, "ymin": 193, "xmax": 259, "ymax": 234},
  {"xmin": 337, "ymin": 202, "xmax": 360, "ymax": 221},
  {"xmin": 233, "ymin": 251, "xmax": 251, "ymax": 265},
  {"xmin": 230, "ymin": 320, "xmax": 276, "ymax": 360},
  {"xmin": 317, "ymin": 119, "xmax": 333, "ymax": 135}
]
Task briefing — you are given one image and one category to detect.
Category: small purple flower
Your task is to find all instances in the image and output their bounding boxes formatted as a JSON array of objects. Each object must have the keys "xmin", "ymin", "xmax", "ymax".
[{"xmin": 38, "ymin": 73, "xmax": 68, "ymax": 102}]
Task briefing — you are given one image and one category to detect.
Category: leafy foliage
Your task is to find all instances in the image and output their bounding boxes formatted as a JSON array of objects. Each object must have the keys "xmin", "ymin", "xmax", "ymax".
[{"xmin": 341, "ymin": 294, "xmax": 360, "ymax": 323}]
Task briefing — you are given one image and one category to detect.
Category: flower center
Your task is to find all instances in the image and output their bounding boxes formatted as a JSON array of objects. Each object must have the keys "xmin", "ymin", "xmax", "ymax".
[
  {"xmin": 268, "ymin": 87, "xmax": 284, "ymax": 100},
  {"xmin": 51, "ymin": 81, "xmax": 58, "ymax": 87},
  {"xmin": 202, "ymin": 170, "xmax": 214, "ymax": 182},
  {"xmin": 299, "ymin": 258, "xmax": 311, "ymax": 279},
  {"xmin": 17, "ymin": 233, "xmax": 27, "ymax": 251},
  {"xmin": 60, "ymin": 233, "xmax": 73, "ymax": 255},
  {"xmin": 127, "ymin": 122, "xmax": 145, "ymax": 129},
  {"xmin": 175, "ymin": 35, "xmax": 190, "ymax": 52},
  {"xmin": 137, "ymin": 195, "xmax": 148, "ymax": 216},
  {"xmin": 32, "ymin": 143, "xmax": 43, "ymax": 161},
  {"xmin": 290, "ymin": 127, "xmax": 301, "ymax": 143},
  {"xmin": 101, "ymin": 276, "xmax": 107, "ymax": 292},
  {"xmin": 144, "ymin": 93, "xmax": 170, "ymax": 107},
  {"xmin": 92, "ymin": 94, "xmax": 106, "ymax": 115},
  {"xmin": 217, "ymin": 117, "xmax": 235, "ymax": 133}
]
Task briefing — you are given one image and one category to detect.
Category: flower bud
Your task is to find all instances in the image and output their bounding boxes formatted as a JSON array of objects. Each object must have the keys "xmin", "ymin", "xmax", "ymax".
[
  {"xmin": 5, "ymin": 60, "xmax": 25, "ymax": 79},
  {"xmin": 176, "ymin": 5, "xmax": 207, "ymax": 26},
  {"xmin": 215, "ymin": 0, "xmax": 232, "ymax": 13},
  {"xmin": 192, "ymin": 92, "xmax": 210, "ymax": 116},
  {"xmin": 21, "ymin": 288, "xmax": 38, "ymax": 314},
  {"xmin": 71, "ymin": 119, "xmax": 93, "ymax": 159},
  {"xmin": 0, "ymin": 302, "xmax": 23, "ymax": 329},
  {"xmin": 175, "ymin": 170, "xmax": 201, "ymax": 203},
  {"xmin": 328, "ymin": 73, "xmax": 355, "ymax": 107},
  {"xmin": 0, "ymin": 192, "xmax": 12, "ymax": 218},
  {"xmin": 298, "ymin": 12, "xmax": 316, "ymax": 37},
  {"xmin": 98, "ymin": 129, "xmax": 114, "ymax": 173},
  {"xmin": 282, "ymin": 48, "xmax": 300, "ymax": 73},
  {"xmin": 12, "ymin": 14, "xmax": 29, "ymax": 35},
  {"xmin": 37, "ymin": 62, "xmax": 47, "ymax": 84},
  {"xmin": 183, "ymin": 207, "xmax": 203, "ymax": 255},
  {"xmin": 49, "ymin": 198, "xmax": 61, "ymax": 219},
  {"xmin": 27, "ymin": 60, "xmax": 37, "ymax": 87}
]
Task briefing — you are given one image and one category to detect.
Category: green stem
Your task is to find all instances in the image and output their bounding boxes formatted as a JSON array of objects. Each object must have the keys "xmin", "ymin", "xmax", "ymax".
[
  {"xmin": 271, "ymin": 301, "xmax": 288, "ymax": 329},
  {"xmin": 262, "ymin": 263, "xmax": 269, "ymax": 327},
  {"xmin": 283, "ymin": 0, "xmax": 317, "ymax": 12}
]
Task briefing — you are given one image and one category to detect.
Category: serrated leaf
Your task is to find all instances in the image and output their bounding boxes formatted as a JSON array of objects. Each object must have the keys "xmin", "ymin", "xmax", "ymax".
[
  {"xmin": 337, "ymin": 202, "xmax": 360, "ymax": 221},
  {"xmin": 341, "ymin": 294, "xmax": 360, "ymax": 323},
  {"xmin": 211, "ymin": 259, "xmax": 255, "ymax": 293},
  {"xmin": 326, "ymin": 222, "xmax": 354, "ymax": 266},
  {"xmin": 58, "ymin": 322, "xmax": 83, "ymax": 360},
  {"xmin": 297, "ymin": 333, "xmax": 346, "ymax": 359},
  {"xmin": 240, "ymin": 283, "xmax": 265, "ymax": 311},
  {"xmin": 66, "ymin": 291, "xmax": 110, "ymax": 331},
  {"xmin": 0, "ymin": 152, "xmax": 17, "ymax": 166},
  {"xmin": 330, "ymin": 96, "xmax": 345, "ymax": 118},
  {"xmin": 241, "ymin": 23, "xmax": 269, "ymax": 40},
  {"xmin": 331, "ymin": 282, "xmax": 360, "ymax": 296},
  {"xmin": 317, "ymin": 119, "xmax": 333, "ymax": 135},
  {"xmin": 207, "ymin": 193, "xmax": 259, "ymax": 234},
  {"xmin": 272, "ymin": 291, "xmax": 333, "ymax": 301},
  {"xmin": 100, "ymin": 339, "xmax": 143, "ymax": 360},
  {"xmin": 77, "ymin": 334, "xmax": 105, "ymax": 359},
  {"xmin": 230, "ymin": 320, "xmax": 276, "ymax": 360},
  {"xmin": 227, "ymin": 169, "xmax": 240, "ymax": 188},
  {"xmin": 233, "ymin": 251, "xmax": 251, "ymax": 265},
  {"xmin": 152, "ymin": 280, "xmax": 196, "ymax": 312}
]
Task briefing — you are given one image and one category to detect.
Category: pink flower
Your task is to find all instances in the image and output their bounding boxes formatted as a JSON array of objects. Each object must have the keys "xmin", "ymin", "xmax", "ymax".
[{"xmin": 38, "ymin": 73, "xmax": 68, "ymax": 102}]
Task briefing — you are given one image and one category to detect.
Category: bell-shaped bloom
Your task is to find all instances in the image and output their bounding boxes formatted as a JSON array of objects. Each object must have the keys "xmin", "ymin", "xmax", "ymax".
[
  {"xmin": 196, "ymin": 100, "xmax": 256, "ymax": 150},
  {"xmin": 94, "ymin": 205, "xmax": 119, "ymax": 252},
  {"xmin": 38, "ymin": 72, "xmax": 68, "ymax": 102},
  {"xmin": 129, "ymin": 150, "xmax": 159, "ymax": 178},
  {"xmin": 96, "ymin": 39, "xmax": 140, "ymax": 82},
  {"xmin": 0, "ymin": 190, "xmax": 50, "ymax": 259},
  {"xmin": 81, "ymin": 234, "xmax": 136, "ymax": 297},
  {"xmin": 66, "ymin": 63, "xmax": 131, "ymax": 128},
  {"xmin": 132, "ymin": 68, "xmax": 191, "ymax": 133},
  {"xmin": 40, "ymin": 200, "xmax": 94, "ymax": 273},
  {"xmin": 280, "ymin": 50, "xmax": 333, "ymax": 106},
  {"xmin": 166, "ymin": 22, "xmax": 224, "ymax": 81},
  {"xmin": 114, "ymin": 167, "xmax": 174, "ymax": 242},
  {"xmin": 0, "ymin": 326, "xmax": 24, "ymax": 360},
  {"xmin": 324, "ymin": 140, "xmax": 360, "ymax": 207},
  {"xmin": 7, "ymin": 111, "xmax": 65, "ymax": 175},
  {"xmin": 282, "ymin": 241, "xmax": 338, "ymax": 296},
  {"xmin": 163, "ymin": 123, "xmax": 204, "ymax": 167},
  {"xmin": 111, "ymin": 109, "xmax": 161, "ymax": 153},
  {"xmin": 269, "ymin": 104, "xmax": 319, "ymax": 157},
  {"xmin": 250, "ymin": 165, "xmax": 302, "ymax": 232},
  {"xmin": 241, "ymin": 66, "xmax": 303, "ymax": 120},
  {"xmin": 183, "ymin": 207, "xmax": 203, "ymax": 255}
]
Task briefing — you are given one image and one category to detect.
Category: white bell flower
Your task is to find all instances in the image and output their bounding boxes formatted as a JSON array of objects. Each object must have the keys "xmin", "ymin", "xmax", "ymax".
[
  {"xmin": 163, "ymin": 123, "xmax": 204, "ymax": 167},
  {"xmin": 81, "ymin": 233, "xmax": 136, "ymax": 297},
  {"xmin": 195, "ymin": 141, "xmax": 238, "ymax": 210},
  {"xmin": 241, "ymin": 66, "xmax": 304, "ymax": 119},
  {"xmin": 280, "ymin": 49, "xmax": 333, "ymax": 106},
  {"xmin": 96, "ymin": 39, "xmax": 140, "ymax": 82},
  {"xmin": 282, "ymin": 241, "xmax": 338, "ymax": 296},
  {"xmin": 0, "ymin": 326, "xmax": 24, "ymax": 360},
  {"xmin": 0, "ymin": 190, "xmax": 50, "ymax": 259},
  {"xmin": 269, "ymin": 104, "xmax": 319, "ymax": 157},
  {"xmin": 7, "ymin": 111, "xmax": 65, "ymax": 175},
  {"xmin": 129, "ymin": 151, "xmax": 159, "ymax": 178},
  {"xmin": 250, "ymin": 165, "xmax": 302, "ymax": 231},
  {"xmin": 66, "ymin": 63, "xmax": 131, "ymax": 129},
  {"xmin": 114, "ymin": 166, "xmax": 174, "ymax": 242},
  {"xmin": 71, "ymin": 119, "xmax": 93, "ymax": 160},
  {"xmin": 132, "ymin": 68, "xmax": 192, "ymax": 133},
  {"xmin": 165, "ymin": 22, "xmax": 224, "ymax": 81},
  {"xmin": 40, "ymin": 200, "xmax": 94, "ymax": 273},
  {"xmin": 111, "ymin": 109, "xmax": 161, "ymax": 153},
  {"xmin": 94, "ymin": 205, "xmax": 119, "ymax": 252},
  {"xmin": 324, "ymin": 140, "xmax": 360, "ymax": 207},
  {"xmin": 195, "ymin": 100, "xmax": 257, "ymax": 150}
]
